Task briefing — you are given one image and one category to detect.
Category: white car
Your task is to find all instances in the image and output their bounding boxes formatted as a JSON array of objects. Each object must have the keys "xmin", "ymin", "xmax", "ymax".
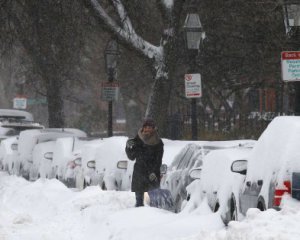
[
  {"xmin": 184, "ymin": 146, "xmax": 253, "ymax": 225},
  {"xmin": 161, "ymin": 140, "xmax": 255, "ymax": 213},
  {"xmin": 0, "ymin": 136, "xmax": 18, "ymax": 173},
  {"xmin": 0, "ymin": 109, "xmax": 44, "ymax": 142},
  {"xmin": 13, "ymin": 128, "xmax": 87, "ymax": 180},
  {"xmin": 74, "ymin": 139, "xmax": 104, "ymax": 189},
  {"xmin": 231, "ymin": 116, "xmax": 300, "ymax": 219},
  {"xmin": 31, "ymin": 140, "xmax": 56, "ymax": 180},
  {"xmin": 93, "ymin": 136, "xmax": 129, "ymax": 190},
  {"xmin": 51, "ymin": 136, "xmax": 89, "ymax": 187}
]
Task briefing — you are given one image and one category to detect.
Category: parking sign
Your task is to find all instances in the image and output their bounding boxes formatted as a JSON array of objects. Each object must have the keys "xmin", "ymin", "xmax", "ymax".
[
  {"xmin": 13, "ymin": 97, "xmax": 27, "ymax": 109},
  {"xmin": 281, "ymin": 51, "xmax": 300, "ymax": 81},
  {"xmin": 185, "ymin": 73, "xmax": 202, "ymax": 98}
]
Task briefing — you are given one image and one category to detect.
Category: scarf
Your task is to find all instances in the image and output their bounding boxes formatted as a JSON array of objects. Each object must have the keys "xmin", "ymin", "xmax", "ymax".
[{"xmin": 138, "ymin": 128, "xmax": 160, "ymax": 145}]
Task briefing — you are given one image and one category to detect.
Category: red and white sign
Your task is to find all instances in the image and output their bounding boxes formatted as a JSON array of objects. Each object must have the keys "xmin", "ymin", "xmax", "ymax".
[
  {"xmin": 281, "ymin": 51, "xmax": 300, "ymax": 81},
  {"xmin": 185, "ymin": 73, "xmax": 202, "ymax": 98}
]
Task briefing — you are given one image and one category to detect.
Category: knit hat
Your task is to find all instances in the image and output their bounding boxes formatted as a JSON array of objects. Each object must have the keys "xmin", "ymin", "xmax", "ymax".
[{"xmin": 142, "ymin": 118, "xmax": 156, "ymax": 128}]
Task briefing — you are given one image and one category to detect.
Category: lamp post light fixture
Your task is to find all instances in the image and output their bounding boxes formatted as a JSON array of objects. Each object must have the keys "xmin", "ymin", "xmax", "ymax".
[
  {"xmin": 183, "ymin": 13, "xmax": 204, "ymax": 140},
  {"xmin": 183, "ymin": 13, "xmax": 203, "ymax": 50},
  {"xmin": 282, "ymin": 0, "xmax": 300, "ymax": 38},
  {"xmin": 104, "ymin": 39, "xmax": 120, "ymax": 137}
]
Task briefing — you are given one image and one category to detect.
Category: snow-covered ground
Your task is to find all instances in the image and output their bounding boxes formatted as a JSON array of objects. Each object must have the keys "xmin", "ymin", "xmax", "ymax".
[{"xmin": 0, "ymin": 171, "xmax": 300, "ymax": 240}]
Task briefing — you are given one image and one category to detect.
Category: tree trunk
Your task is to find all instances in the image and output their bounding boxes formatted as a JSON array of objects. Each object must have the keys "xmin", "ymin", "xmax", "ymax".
[
  {"xmin": 146, "ymin": 75, "xmax": 172, "ymax": 137},
  {"xmin": 45, "ymin": 75, "xmax": 64, "ymax": 128}
]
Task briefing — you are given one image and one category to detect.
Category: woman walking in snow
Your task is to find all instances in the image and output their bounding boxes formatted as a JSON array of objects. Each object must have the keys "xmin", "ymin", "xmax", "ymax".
[{"xmin": 125, "ymin": 118, "xmax": 164, "ymax": 207}]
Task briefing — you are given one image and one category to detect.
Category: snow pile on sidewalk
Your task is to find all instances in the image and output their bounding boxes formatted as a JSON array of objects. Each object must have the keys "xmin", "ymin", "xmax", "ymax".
[{"xmin": 1, "ymin": 172, "xmax": 300, "ymax": 240}]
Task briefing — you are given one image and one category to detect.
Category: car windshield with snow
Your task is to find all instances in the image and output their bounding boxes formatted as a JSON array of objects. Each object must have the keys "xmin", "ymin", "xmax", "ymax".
[
  {"xmin": 184, "ymin": 146, "xmax": 254, "ymax": 225},
  {"xmin": 161, "ymin": 140, "xmax": 255, "ymax": 213}
]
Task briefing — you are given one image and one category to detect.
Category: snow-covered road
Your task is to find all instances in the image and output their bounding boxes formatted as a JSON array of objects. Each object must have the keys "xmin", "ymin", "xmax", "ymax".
[{"xmin": 0, "ymin": 172, "xmax": 300, "ymax": 240}]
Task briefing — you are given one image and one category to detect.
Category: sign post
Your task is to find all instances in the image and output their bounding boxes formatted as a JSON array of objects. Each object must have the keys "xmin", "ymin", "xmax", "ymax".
[{"xmin": 184, "ymin": 73, "xmax": 201, "ymax": 140}]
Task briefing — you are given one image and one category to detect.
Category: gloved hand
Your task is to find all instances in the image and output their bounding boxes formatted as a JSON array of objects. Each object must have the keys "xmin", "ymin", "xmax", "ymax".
[
  {"xmin": 126, "ymin": 138, "xmax": 136, "ymax": 149},
  {"xmin": 149, "ymin": 173, "xmax": 157, "ymax": 182}
]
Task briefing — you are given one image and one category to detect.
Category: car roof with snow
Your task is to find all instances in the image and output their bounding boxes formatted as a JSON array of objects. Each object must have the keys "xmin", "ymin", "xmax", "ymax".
[
  {"xmin": 0, "ymin": 109, "xmax": 34, "ymax": 122},
  {"xmin": 246, "ymin": 116, "xmax": 300, "ymax": 182}
]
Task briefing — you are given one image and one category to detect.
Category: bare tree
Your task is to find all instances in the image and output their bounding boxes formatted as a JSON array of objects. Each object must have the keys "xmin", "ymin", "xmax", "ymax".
[
  {"xmin": 1, "ymin": 0, "xmax": 85, "ymax": 127},
  {"xmin": 83, "ymin": 0, "xmax": 185, "ymax": 134}
]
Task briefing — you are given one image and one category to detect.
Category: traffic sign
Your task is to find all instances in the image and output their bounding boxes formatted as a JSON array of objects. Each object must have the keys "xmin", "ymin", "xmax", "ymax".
[
  {"xmin": 13, "ymin": 97, "xmax": 27, "ymax": 109},
  {"xmin": 281, "ymin": 51, "xmax": 300, "ymax": 81},
  {"xmin": 101, "ymin": 82, "xmax": 120, "ymax": 101},
  {"xmin": 184, "ymin": 73, "xmax": 202, "ymax": 98}
]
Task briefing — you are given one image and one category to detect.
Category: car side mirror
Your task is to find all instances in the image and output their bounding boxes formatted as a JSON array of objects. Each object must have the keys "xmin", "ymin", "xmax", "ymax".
[
  {"xmin": 117, "ymin": 160, "xmax": 128, "ymax": 169},
  {"xmin": 231, "ymin": 160, "xmax": 247, "ymax": 175},
  {"xmin": 160, "ymin": 164, "xmax": 168, "ymax": 174},
  {"xmin": 74, "ymin": 157, "xmax": 82, "ymax": 166},
  {"xmin": 11, "ymin": 143, "xmax": 18, "ymax": 151},
  {"xmin": 189, "ymin": 167, "xmax": 202, "ymax": 179},
  {"xmin": 44, "ymin": 152, "xmax": 53, "ymax": 160},
  {"xmin": 87, "ymin": 160, "xmax": 96, "ymax": 169}
]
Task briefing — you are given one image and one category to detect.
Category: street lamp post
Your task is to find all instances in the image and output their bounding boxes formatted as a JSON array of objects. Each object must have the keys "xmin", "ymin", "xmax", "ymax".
[
  {"xmin": 281, "ymin": 0, "xmax": 300, "ymax": 115},
  {"xmin": 104, "ymin": 39, "xmax": 120, "ymax": 137},
  {"xmin": 183, "ymin": 13, "xmax": 204, "ymax": 140}
]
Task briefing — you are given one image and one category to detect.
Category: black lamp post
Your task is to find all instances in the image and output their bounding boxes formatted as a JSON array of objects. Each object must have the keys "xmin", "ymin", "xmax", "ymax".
[
  {"xmin": 104, "ymin": 39, "xmax": 120, "ymax": 137},
  {"xmin": 281, "ymin": 1, "xmax": 300, "ymax": 115},
  {"xmin": 183, "ymin": 13, "xmax": 204, "ymax": 140}
]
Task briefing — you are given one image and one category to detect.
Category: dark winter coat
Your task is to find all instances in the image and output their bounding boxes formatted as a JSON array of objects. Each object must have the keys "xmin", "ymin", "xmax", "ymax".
[{"xmin": 125, "ymin": 129, "xmax": 164, "ymax": 193}]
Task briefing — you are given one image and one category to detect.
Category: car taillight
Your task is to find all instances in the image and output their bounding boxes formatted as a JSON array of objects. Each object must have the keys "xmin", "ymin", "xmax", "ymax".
[
  {"xmin": 68, "ymin": 161, "xmax": 77, "ymax": 169},
  {"xmin": 273, "ymin": 180, "xmax": 291, "ymax": 207}
]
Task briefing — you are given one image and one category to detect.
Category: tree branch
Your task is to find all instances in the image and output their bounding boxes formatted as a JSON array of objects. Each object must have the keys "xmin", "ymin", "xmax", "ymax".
[
  {"xmin": 89, "ymin": 0, "xmax": 162, "ymax": 60},
  {"xmin": 111, "ymin": 0, "xmax": 133, "ymax": 34}
]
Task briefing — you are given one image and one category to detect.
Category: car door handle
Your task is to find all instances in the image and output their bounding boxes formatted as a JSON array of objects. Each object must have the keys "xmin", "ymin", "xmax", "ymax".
[{"xmin": 246, "ymin": 181, "xmax": 251, "ymax": 187}]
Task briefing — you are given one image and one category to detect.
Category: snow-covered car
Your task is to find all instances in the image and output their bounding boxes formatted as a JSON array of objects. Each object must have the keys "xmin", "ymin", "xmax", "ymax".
[
  {"xmin": 230, "ymin": 116, "xmax": 300, "ymax": 219},
  {"xmin": 74, "ymin": 138, "xmax": 104, "ymax": 189},
  {"xmin": 13, "ymin": 128, "xmax": 87, "ymax": 180},
  {"xmin": 0, "ymin": 136, "xmax": 18, "ymax": 173},
  {"xmin": 161, "ymin": 140, "xmax": 256, "ymax": 213},
  {"xmin": 50, "ymin": 136, "xmax": 91, "ymax": 187},
  {"xmin": 0, "ymin": 109, "xmax": 44, "ymax": 142},
  {"xmin": 93, "ymin": 136, "xmax": 130, "ymax": 191},
  {"xmin": 160, "ymin": 143, "xmax": 206, "ymax": 213},
  {"xmin": 31, "ymin": 140, "xmax": 56, "ymax": 180},
  {"xmin": 184, "ymin": 146, "xmax": 253, "ymax": 225}
]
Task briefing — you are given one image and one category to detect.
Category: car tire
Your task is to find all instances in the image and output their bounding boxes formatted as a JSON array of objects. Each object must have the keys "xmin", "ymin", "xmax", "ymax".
[
  {"xmin": 75, "ymin": 174, "xmax": 84, "ymax": 190},
  {"xmin": 174, "ymin": 195, "xmax": 182, "ymax": 213},
  {"xmin": 257, "ymin": 197, "xmax": 266, "ymax": 211},
  {"xmin": 230, "ymin": 195, "xmax": 238, "ymax": 221},
  {"xmin": 214, "ymin": 202, "xmax": 220, "ymax": 212},
  {"xmin": 83, "ymin": 180, "xmax": 90, "ymax": 189},
  {"xmin": 101, "ymin": 182, "xmax": 107, "ymax": 191}
]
